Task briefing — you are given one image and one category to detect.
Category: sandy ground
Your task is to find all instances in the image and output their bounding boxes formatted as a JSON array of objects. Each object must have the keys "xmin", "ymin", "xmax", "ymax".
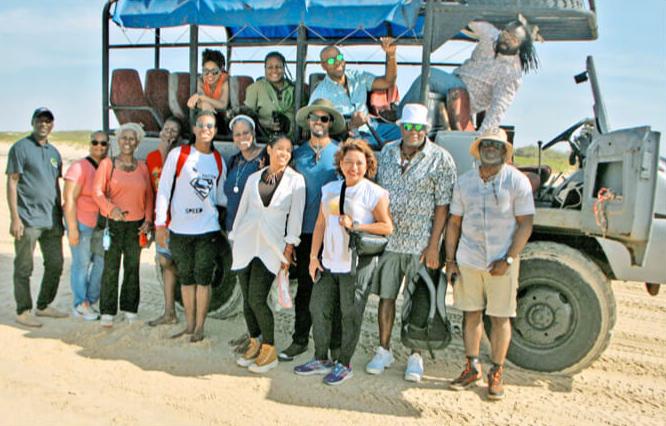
[{"xmin": 0, "ymin": 141, "xmax": 665, "ymax": 426}]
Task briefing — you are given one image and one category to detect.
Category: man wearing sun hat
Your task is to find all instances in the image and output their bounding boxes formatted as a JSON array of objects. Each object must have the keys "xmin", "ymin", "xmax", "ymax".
[
  {"xmin": 367, "ymin": 103, "xmax": 457, "ymax": 382},
  {"xmin": 6, "ymin": 107, "xmax": 68, "ymax": 327},
  {"xmin": 444, "ymin": 127, "xmax": 534, "ymax": 400},
  {"xmin": 279, "ymin": 99, "xmax": 345, "ymax": 364}
]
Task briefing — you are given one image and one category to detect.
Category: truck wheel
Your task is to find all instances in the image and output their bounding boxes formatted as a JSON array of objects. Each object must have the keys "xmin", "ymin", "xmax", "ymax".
[
  {"xmin": 155, "ymin": 237, "xmax": 242, "ymax": 320},
  {"xmin": 485, "ymin": 241, "xmax": 615, "ymax": 374}
]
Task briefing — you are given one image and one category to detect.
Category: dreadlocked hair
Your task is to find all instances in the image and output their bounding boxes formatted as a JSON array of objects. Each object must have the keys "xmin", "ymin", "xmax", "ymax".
[{"xmin": 518, "ymin": 35, "xmax": 539, "ymax": 74}]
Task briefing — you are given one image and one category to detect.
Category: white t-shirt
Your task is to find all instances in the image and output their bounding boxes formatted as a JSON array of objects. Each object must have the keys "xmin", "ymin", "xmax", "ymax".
[
  {"xmin": 155, "ymin": 145, "xmax": 227, "ymax": 235},
  {"xmin": 320, "ymin": 179, "xmax": 388, "ymax": 273}
]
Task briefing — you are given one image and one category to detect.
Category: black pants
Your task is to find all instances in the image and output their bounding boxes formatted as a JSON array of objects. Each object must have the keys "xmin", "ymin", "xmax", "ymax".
[
  {"xmin": 237, "ymin": 257, "xmax": 276, "ymax": 345},
  {"xmin": 100, "ymin": 220, "xmax": 142, "ymax": 316},
  {"xmin": 310, "ymin": 256, "xmax": 375, "ymax": 366},
  {"xmin": 13, "ymin": 224, "xmax": 64, "ymax": 314}
]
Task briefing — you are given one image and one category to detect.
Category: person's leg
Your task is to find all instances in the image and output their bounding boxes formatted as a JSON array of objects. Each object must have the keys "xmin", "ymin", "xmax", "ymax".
[
  {"xmin": 168, "ymin": 233, "xmax": 196, "ymax": 336},
  {"xmin": 338, "ymin": 258, "xmax": 374, "ymax": 367},
  {"xmin": 88, "ymin": 227, "xmax": 105, "ymax": 307},
  {"xmin": 463, "ymin": 310, "xmax": 484, "ymax": 357},
  {"xmin": 309, "ymin": 271, "xmax": 338, "ymax": 361},
  {"xmin": 119, "ymin": 221, "xmax": 141, "ymax": 315},
  {"xmin": 69, "ymin": 223, "xmax": 92, "ymax": 308},
  {"xmin": 162, "ymin": 257, "xmax": 178, "ymax": 316},
  {"xmin": 35, "ymin": 223, "xmax": 64, "ymax": 311},
  {"xmin": 489, "ymin": 316, "xmax": 511, "ymax": 365},
  {"xmin": 292, "ymin": 234, "xmax": 313, "ymax": 346},
  {"xmin": 247, "ymin": 260, "xmax": 276, "ymax": 345},
  {"xmin": 13, "ymin": 227, "xmax": 41, "ymax": 315},
  {"xmin": 446, "ymin": 88, "xmax": 475, "ymax": 131},
  {"xmin": 178, "ymin": 285, "xmax": 196, "ymax": 336},
  {"xmin": 236, "ymin": 259, "xmax": 262, "ymax": 339},
  {"xmin": 100, "ymin": 221, "xmax": 123, "ymax": 316},
  {"xmin": 191, "ymin": 285, "xmax": 210, "ymax": 342}
]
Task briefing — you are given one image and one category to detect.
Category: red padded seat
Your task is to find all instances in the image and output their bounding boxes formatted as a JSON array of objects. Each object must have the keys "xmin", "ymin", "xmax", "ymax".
[
  {"xmin": 110, "ymin": 69, "xmax": 160, "ymax": 132},
  {"xmin": 145, "ymin": 69, "xmax": 171, "ymax": 123},
  {"xmin": 229, "ymin": 75, "xmax": 254, "ymax": 108}
]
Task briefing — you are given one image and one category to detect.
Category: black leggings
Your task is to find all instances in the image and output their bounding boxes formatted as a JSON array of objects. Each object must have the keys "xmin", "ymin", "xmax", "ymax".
[{"xmin": 237, "ymin": 258, "xmax": 276, "ymax": 345}]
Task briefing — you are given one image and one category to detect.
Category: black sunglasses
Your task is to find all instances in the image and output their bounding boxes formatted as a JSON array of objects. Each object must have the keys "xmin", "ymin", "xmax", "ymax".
[
  {"xmin": 91, "ymin": 140, "xmax": 108, "ymax": 147},
  {"xmin": 308, "ymin": 113, "xmax": 332, "ymax": 123}
]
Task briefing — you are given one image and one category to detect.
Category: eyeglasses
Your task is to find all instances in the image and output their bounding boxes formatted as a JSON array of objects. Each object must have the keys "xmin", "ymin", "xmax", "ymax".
[
  {"xmin": 195, "ymin": 122, "xmax": 215, "ymax": 130},
  {"xmin": 308, "ymin": 113, "xmax": 332, "ymax": 123},
  {"xmin": 202, "ymin": 68, "xmax": 221, "ymax": 76},
  {"xmin": 402, "ymin": 123, "xmax": 425, "ymax": 132},
  {"xmin": 325, "ymin": 54, "xmax": 344, "ymax": 65},
  {"xmin": 91, "ymin": 140, "xmax": 108, "ymax": 147},
  {"xmin": 479, "ymin": 139, "xmax": 505, "ymax": 150}
]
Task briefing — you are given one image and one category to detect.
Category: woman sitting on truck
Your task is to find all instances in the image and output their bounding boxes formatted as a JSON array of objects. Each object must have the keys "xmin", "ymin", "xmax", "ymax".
[
  {"xmin": 244, "ymin": 51, "xmax": 296, "ymax": 137},
  {"xmin": 187, "ymin": 49, "xmax": 230, "ymax": 129}
]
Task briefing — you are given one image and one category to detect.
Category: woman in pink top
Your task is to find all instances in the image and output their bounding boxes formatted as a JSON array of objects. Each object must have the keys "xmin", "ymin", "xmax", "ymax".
[
  {"xmin": 63, "ymin": 131, "xmax": 109, "ymax": 321},
  {"xmin": 93, "ymin": 122, "xmax": 154, "ymax": 327}
]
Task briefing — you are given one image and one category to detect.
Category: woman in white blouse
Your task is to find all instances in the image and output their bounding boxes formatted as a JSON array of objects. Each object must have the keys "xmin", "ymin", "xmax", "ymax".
[
  {"xmin": 294, "ymin": 138, "xmax": 392, "ymax": 385},
  {"xmin": 230, "ymin": 134, "xmax": 306, "ymax": 374}
]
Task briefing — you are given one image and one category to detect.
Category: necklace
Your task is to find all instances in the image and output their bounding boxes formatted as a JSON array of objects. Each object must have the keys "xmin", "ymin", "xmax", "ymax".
[
  {"xmin": 262, "ymin": 167, "xmax": 285, "ymax": 186},
  {"xmin": 399, "ymin": 149, "xmax": 418, "ymax": 172},
  {"xmin": 232, "ymin": 158, "xmax": 252, "ymax": 193}
]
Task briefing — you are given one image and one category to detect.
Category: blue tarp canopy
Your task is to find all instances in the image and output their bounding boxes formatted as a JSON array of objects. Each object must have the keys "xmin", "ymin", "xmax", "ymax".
[{"xmin": 112, "ymin": 0, "xmax": 423, "ymax": 40}]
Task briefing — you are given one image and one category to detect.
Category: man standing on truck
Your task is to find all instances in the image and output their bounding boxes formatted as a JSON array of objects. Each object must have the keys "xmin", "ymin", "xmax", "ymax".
[
  {"xmin": 445, "ymin": 128, "xmax": 534, "ymax": 400},
  {"xmin": 400, "ymin": 16, "xmax": 540, "ymax": 132},
  {"xmin": 368, "ymin": 103, "xmax": 456, "ymax": 382},
  {"xmin": 6, "ymin": 107, "xmax": 68, "ymax": 327},
  {"xmin": 310, "ymin": 38, "xmax": 401, "ymax": 148}
]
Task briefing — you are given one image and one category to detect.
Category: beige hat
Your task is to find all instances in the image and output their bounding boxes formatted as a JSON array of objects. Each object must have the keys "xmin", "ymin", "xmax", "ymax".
[
  {"xmin": 397, "ymin": 103, "xmax": 429, "ymax": 126},
  {"xmin": 469, "ymin": 128, "xmax": 513, "ymax": 161},
  {"xmin": 296, "ymin": 98, "xmax": 346, "ymax": 135}
]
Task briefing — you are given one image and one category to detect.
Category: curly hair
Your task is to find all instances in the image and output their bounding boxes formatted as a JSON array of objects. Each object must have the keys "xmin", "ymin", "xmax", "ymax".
[
  {"xmin": 202, "ymin": 49, "xmax": 225, "ymax": 70},
  {"xmin": 117, "ymin": 122, "xmax": 145, "ymax": 145},
  {"xmin": 334, "ymin": 138, "xmax": 378, "ymax": 179}
]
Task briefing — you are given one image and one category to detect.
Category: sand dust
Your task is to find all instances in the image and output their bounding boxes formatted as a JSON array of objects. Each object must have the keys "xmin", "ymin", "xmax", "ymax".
[{"xmin": 0, "ymin": 142, "xmax": 665, "ymax": 425}]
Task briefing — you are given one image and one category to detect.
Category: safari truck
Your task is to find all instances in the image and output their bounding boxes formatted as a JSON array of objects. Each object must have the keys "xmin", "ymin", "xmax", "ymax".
[{"xmin": 101, "ymin": 0, "xmax": 665, "ymax": 374}]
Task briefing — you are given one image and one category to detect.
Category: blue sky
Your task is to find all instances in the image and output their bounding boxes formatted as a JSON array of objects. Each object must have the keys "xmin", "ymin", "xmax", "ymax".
[{"xmin": 0, "ymin": 0, "xmax": 664, "ymax": 153}]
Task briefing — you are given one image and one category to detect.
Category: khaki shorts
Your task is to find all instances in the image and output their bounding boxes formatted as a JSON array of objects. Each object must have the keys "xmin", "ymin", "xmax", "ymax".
[{"xmin": 453, "ymin": 259, "xmax": 520, "ymax": 318}]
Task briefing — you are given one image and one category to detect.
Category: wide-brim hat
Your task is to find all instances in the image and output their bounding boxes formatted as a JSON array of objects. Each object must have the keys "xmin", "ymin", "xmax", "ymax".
[
  {"xmin": 469, "ymin": 128, "xmax": 513, "ymax": 160},
  {"xmin": 296, "ymin": 98, "xmax": 346, "ymax": 135},
  {"xmin": 396, "ymin": 103, "xmax": 429, "ymax": 127}
]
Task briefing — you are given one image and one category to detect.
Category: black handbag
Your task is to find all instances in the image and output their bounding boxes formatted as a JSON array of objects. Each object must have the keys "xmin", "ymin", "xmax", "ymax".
[{"xmin": 339, "ymin": 180, "xmax": 388, "ymax": 263}]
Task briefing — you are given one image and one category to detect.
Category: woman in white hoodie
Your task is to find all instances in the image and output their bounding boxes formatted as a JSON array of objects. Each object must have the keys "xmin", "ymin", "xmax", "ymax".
[{"xmin": 231, "ymin": 134, "xmax": 306, "ymax": 374}]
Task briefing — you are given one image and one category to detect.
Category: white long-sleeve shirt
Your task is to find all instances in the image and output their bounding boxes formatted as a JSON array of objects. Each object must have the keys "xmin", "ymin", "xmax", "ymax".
[
  {"xmin": 154, "ymin": 145, "xmax": 227, "ymax": 234},
  {"xmin": 229, "ymin": 167, "xmax": 306, "ymax": 274},
  {"xmin": 455, "ymin": 21, "xmax": 523, "ymax": 132}
]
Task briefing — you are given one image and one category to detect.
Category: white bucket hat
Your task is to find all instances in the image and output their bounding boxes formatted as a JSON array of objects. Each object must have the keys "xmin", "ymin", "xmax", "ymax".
[{"xmin": 397, "ymin": 103, "xmax": 429, "ymax": 127}]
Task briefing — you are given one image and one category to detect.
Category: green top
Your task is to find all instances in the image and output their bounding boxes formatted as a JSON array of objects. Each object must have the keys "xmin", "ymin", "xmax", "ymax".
[{"xmin": 244, "ymin": 78, "xmax": 295, "ymax": 135}]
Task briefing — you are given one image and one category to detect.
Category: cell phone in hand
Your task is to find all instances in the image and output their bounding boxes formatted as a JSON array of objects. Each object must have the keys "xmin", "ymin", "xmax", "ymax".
[{"xmin": 314, "ymin": 270, "xmax": 322, "ymax": 284}]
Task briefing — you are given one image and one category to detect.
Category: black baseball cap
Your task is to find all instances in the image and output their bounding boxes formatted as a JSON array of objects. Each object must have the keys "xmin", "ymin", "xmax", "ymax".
[{"xmin": 32, "ymin": 107, "xmax": 54, "ymax": 121}]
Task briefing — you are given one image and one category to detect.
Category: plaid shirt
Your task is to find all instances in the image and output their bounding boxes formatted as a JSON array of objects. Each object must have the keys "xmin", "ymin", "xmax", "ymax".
[{"xmin": 377, "ymin": 139, "xmax": 457, "ymax": 255}]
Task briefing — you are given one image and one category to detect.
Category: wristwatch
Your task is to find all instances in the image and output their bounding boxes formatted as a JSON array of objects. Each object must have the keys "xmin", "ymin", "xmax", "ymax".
[{"xmin": 505, "ymin": 256, "xmax": 514, "ymax": 265}]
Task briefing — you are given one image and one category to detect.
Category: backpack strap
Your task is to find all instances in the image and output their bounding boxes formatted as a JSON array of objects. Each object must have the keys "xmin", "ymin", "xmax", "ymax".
[
  {"xmin": 175, "ymin": 144, "xmax": 191, "ymax": 178},
  {"xmin": 212, "ymin": 149, "xmax": 223, "ymax": 183},
  {"xmin": 84, "ymin": 156, "xmax": 99, "ymax": 170},
  {"xmin": 415, "ymin": 266, "xmax": 438, "ymax": 359},
  {"xmin": 339, "ymin": 180, "xmax": 360, "ymax": 275}
]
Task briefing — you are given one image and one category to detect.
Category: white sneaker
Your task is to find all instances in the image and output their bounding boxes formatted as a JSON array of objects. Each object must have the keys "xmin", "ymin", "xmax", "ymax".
[
  {"xmin": 73, "ymin": 303, "xmax": 99, "ymax": 321},
  {"xmin": 124, "ymin": 312, "xmax": 138, "ymax": 323},
  {"xmin": 366, "ymin": 346, "xmax": 394, "ymax": 375},
  {"xmin": 89, "ymin": 303, "xmax": 100, "ymax": 314},
  {"xmin": 100, "ymin": 314, "xmax": 114, "ymax": 328},
  {"xmin": 404, "ymin": 353, "xmax": 424, "ymax": 383}
]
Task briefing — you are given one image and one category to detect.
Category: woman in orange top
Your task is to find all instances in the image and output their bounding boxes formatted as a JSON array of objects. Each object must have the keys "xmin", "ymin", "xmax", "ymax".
[
  {"xmin": 187, "ymin": 49, "xmax": 230, "ymax": 113},
  {"xmin": 93, "ymin": 122, "xmax": 154, "ymax": 328}
]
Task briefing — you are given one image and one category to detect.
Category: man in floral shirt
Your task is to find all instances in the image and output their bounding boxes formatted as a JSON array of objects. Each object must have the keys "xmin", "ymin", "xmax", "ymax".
[{"xmin": 367, "ymin": 103, "xmax": 456, "ymax": 382}]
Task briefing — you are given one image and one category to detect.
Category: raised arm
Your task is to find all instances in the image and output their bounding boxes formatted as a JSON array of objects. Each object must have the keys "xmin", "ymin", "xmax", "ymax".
[{"xmin": 370, "ymin": 37, "xmax": 397, "ymax": 91}]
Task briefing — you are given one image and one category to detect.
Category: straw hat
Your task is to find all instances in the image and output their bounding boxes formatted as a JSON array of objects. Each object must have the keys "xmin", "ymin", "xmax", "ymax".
[
  {"xmin": 296, "ymin": 98, "xmax": 346, "ymax": 135},
  {"xmin": 396, "ymin": 103, "xmax": 429, "ymax": 127},
  {"xmin": 469, "ymin": 128, "xmax": 513, "ymax": 161}
]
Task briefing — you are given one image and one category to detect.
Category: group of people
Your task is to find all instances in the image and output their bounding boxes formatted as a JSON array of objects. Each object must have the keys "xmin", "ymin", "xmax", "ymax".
[{"xmin": 7, "ymin": 17, "xmax": 539, "ymax": 401}]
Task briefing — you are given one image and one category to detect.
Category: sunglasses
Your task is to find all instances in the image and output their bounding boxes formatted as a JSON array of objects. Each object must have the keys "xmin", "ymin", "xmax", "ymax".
[
  {"xmin": 402, "ymin": 123, "xmax": 425, "ymax": 132},
  {"xmin": 196, "ymin": 122, "xmax": 215, "ymax": 130},
  {"xmin": 308, "ymin": 113, "xmax": 332, "ymax": 123},
  {"xmin": 479, "ymin": 139, "xmax": 505, "ymax": 149},
  {"xmin": 325, "ymin": 54, "xmax": 344, "ymax": 65},
  {"xmin": 202, "ymin": 68, "xmax": 221, "ymax": 76},
  {"xmin": 91, "ymin": 140, "xmax": 108, "ymax": 147}
]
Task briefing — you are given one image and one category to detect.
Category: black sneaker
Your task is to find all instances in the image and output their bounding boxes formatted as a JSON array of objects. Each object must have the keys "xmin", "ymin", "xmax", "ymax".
[{"xmin": 278, "ymin": 342, "xmax": 308, "ymax": 361}]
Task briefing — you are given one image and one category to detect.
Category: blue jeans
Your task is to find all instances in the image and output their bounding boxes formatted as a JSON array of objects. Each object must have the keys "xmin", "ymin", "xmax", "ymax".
[
  {"xmin": 357, "ymin": 119, "xmax": 401, "ymax": 149},
  {"xmin": 68, "ymin": 222, "xmax": 104, "ymax": 308},
  {"xmin": 398, "ymin": 68, "xmax": 466, "ymax": 113}
]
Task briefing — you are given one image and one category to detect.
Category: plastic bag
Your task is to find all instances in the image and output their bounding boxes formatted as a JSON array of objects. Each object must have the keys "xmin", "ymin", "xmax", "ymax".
[{"xmin": 272, "ymin": 269, "xmax": 292, "ymax": 310}]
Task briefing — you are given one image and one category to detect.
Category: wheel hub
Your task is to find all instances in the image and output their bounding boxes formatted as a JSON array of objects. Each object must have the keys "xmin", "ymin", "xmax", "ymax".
[{"xmin": 514, "ymin": 286, "xmax": 573, "ymax": 346}]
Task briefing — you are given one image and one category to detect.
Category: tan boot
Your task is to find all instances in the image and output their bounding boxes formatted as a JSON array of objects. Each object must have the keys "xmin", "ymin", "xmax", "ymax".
[
  {"xmin": 236, "ymin": 337, "xmax": 262, "ymax": 367},
  {"xmin": 16, "ymin": 311, "xmax": 43, "ymax": 328},
  {"xmin": 248, "ymin": 344, "xmax": 278, "ymax": 374}
]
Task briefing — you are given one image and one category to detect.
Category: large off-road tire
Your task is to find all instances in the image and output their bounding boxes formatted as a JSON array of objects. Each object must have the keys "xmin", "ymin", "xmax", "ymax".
[
  {"xmin": 155, "ymin": 236, "xmax": 242, "ymax": 320},
  {"xmin": 485, "ymin": 241, "xmax": 616, "ymax": 374}
]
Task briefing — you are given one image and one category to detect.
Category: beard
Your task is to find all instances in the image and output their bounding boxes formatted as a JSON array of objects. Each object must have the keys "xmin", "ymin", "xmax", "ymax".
[
  {"xmin": 311, "ymin": 127, "xmax": 328, "ymax": 138},
  {"xmin": 479, "ymin": 150, "xmax": 505, "ymax": 166}
]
